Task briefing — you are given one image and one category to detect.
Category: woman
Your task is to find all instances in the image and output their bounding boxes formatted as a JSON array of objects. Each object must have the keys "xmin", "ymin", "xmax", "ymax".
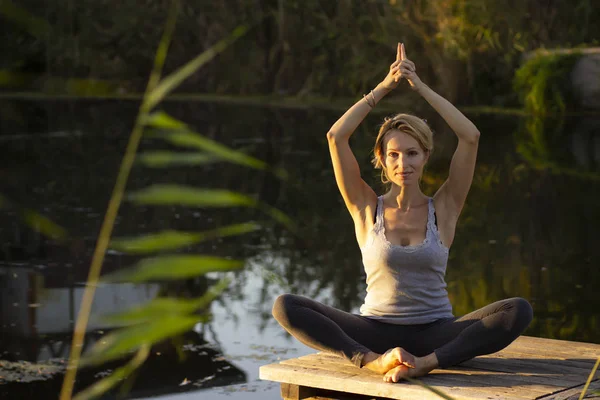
[{"xmin": 272, "ymin": 43, "xmax": 533, "ymax": 383}]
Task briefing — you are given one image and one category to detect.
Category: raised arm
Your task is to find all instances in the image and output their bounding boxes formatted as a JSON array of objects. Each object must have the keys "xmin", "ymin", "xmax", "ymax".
[
  {"xmin": 399, "ymin": 44, "xmax": 480, "ymax": 219},
  {"xmin": 327, "ymin": 44, "xmax": 405, "ymax": 221}
]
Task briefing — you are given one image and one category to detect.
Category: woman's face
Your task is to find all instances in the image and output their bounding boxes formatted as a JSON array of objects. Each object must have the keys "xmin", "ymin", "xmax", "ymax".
[{"xmin": 380, "ymin": 130, "xmax": 429, "ymax": 186}]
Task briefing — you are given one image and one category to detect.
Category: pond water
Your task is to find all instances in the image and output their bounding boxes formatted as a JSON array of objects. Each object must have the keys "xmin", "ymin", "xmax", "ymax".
[{"xmin": 0, "ymin": 99, "xmax": 599, "ymax": 399}]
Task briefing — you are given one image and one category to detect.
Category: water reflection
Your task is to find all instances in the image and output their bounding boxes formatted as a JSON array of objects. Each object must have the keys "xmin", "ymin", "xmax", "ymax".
[
  {"xmin": 0, "ymin": 266, "xmax": 246, "ymax": 398},
  {"xmin": 0, "ymin": 100, "xmax": 599, "ymax": 399}
]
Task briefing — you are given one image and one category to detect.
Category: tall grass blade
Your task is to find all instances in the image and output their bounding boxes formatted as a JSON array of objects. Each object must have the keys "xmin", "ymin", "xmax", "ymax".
[
  {"xmin": 102, "ymin": 255, "xmax": 243, "ymax": 282},
  {"xmin": 128, "ymin": 185, "xmax": 258, "ymax": 208},
  {"xmin": 136, "ymin": 151, "xmax": 219, "ymax": 167},
  {"xmin": 143, "ymin": 111, "xmax": 186, "ymax": 130},
  {"xmin": 59, "ymin": 3, "xmax": 181, "ymax": 398},
  {"xmin": 101, "ymin": 278, "xmax": 230, "ymax": 325},
  {"xmin": 259, "ymin": 203, "xmax": 296, "ymax": 233},
  {"xmin": 21, "ymin": 208, "xmax": 68, "ymax": 240},
  {"xmin": 73, "ymin": 345, "xmax": 150, "ymax": 400},
  {"xmin": 110, "ymin": 223, "xmax": 260, "ymax": 254},
  {"xmin": 403, "ymin": 376, "xmax": 456, "ymax": 400},
  {"xmin": 80, "ymin": 316, "xmax": 198, "ymax": 367},
  {"xmin": 145, "ymin": 25, "xmax": 249, "ymax": 109},
  {"xmin": 0, "ymin": 194, "xmax": 68, "ymax": 240},
  {"xmin": 579, "ymin": 356, "xmax": 600, "ymax": 400},
  {"xmin": 145, "ymin": 112, "xmax": 288, "ymax": 179}
]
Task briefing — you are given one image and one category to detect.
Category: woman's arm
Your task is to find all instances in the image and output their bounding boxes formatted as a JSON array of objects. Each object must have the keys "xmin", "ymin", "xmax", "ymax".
[
  {"xmin": 327, "ymin": 45, "xmax": 405, "ymax": 218},
  {"xmin": 400, "ymin": 46, "xmax": 480, "ymax": 218},
  {"xmin": 415, "ymin": 83, "xmax": 480, "ymax": 144}
]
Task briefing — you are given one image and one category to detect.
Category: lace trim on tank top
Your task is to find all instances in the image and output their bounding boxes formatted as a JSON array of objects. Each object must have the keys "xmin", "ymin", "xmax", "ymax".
[{"xmin": 374, "ymin": 196, "xmax": 449, "ymax": 254}]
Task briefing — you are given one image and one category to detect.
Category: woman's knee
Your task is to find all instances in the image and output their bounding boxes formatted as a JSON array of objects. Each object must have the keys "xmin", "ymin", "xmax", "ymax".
[
  {"xmin": 508, "ymin": 297, "xmax": 533, "ymax": 331},
  {"xmin": 272, "ymin": 293, "xmax": 299, "ymax": 325}
]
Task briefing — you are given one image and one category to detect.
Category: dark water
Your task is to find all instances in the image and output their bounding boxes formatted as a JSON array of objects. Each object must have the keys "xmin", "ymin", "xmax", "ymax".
[{"xmin": 0, "ymin": 99, "xmax": 599, "ymax": 399}]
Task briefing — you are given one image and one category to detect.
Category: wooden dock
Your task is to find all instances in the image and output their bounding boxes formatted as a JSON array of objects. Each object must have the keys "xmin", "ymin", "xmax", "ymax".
[{"xmin": 260, "ymin": 336, "xmax": 600, "ymax": 399}]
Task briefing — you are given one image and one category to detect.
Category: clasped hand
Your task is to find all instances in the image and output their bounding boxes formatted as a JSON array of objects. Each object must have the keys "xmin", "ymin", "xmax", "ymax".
[{"xmin": 381, "ymin": 43, "xmax": 423, "ymax": 92}]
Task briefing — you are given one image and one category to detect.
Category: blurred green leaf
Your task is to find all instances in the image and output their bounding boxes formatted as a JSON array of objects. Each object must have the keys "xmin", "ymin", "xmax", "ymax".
[
  {"xmin": 143, "ymin": 112, "xmax": 187, "ymax": 130},
  {"xmin": 21, "ymin": 209, "xmax": 68, "ymax": 240},
  {"xmin": 145, "ymin": 112, "xmax": 287, "ymax": 179},
  {"xmin": 259, "ymin": 204, "xmax": 296, "ymax": 234},
  {"xmin": 128, "ymin": 184, "xmax": 258, "ymax": 208},
  {"xmin": 103, "ymin": 255, "xmax": 243, "ymax": 282},
  {"xmin": 110, "ymin": 222, "xmax": 260, "ymax": 254},
  {"xmin": 101, "ymin": 298, "xmax": 211, "ymax": 326},
  {"xmin": 145, "ymin": 25, "xmax": 249, "ymax": 109},
  {"xmin": 80, "ymin": 316, "xmax": 198, "ymax": 367},
  {"xmin": 136, "ymin": 151, "xmax": 219, "ymax": 167},
  {"xmin": 151, "ymin": 124, "xmax": 267, "ymax": 169},
  {"xmin": 0, "ymin": 194, "xmax": 68, "ymax": 240},
  {"xmin": 73, "ymin": 345, "xmax": 150, "ymax": 400},
  {"xmin": 101, "ymin": 278, "xmax": 230, "ymax": 325},
  {"xmin": 0, "ymin": 0, "xmax": 52, "ymax": 39}
]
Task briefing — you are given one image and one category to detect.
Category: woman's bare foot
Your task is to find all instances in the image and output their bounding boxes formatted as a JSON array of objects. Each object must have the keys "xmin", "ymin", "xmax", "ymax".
[
  {"xmin": 362, "ymin": 348, "xmax": 416, "ymax": 375},
  {"xmin": 383, "ymin": 352, "xmax": 439, "ymax": 383}
]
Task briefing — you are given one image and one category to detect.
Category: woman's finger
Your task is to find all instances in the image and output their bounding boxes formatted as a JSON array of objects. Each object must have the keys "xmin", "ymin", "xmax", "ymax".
[
  {"xmin": 400, "ymin": 43, "xmax": 406, "ymax": 60},
  {"xmin": 400, "ymin": 60, "xmax": 415, "ymax": 72},
  {"xmin": 397, "ymin": 42, "xmax": 402, "ymax": 61}
]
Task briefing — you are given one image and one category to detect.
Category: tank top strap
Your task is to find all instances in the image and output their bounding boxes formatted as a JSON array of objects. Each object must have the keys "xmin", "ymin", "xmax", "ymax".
[
  {"xmin": 374, "ymin": 196, "xmax": 385, "ymax": 232},
  {"xmin": 426, "ymin": 197, "xmax": 436, "ymax": 234}
]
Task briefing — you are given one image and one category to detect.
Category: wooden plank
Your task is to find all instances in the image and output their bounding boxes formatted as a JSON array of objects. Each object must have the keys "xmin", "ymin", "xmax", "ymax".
[
  {"xmin": 281, "ymin": 383, "xmax": 319, "ymax": 400},
  {"xmin": 283, "ymin": 354, "xmax": 554, "ymax": 393},
  {"xmin": 260, "ymin": 364, "xmax": 538, "ymax": 400},
  {"xmin": 490, "ymin": 349, "xmax": 596, "ymax": 366},
  {"xmin": 536, "ymin": 379, "xmax": 600, "ymax": 400},
  {"xmin": 311, "ymin": 352, "xmax": 587, "ymax": 385},
  {"xmin": 261, "ymin": 337, "xmax": 600, "ymax": 400},
  {"xmin": 260, "ymin": 362, "xmax": 529, "ymax": 400},
  {"xmin": 513, "ymin": 337, "xmax": 600, "ymax": 355},
  {"xmin": 299, "ymin": 353, "xmax": 587, "ymax": 390},
  {"xmin": 478, "ymin": 351, "xmax": 599, "ymax": 372},
  {"xmin": 496, "ymin": 342, "xmax": 600, "ymax": 361},
  {"xmin": 459, "ymin": 356, "xmax": 595, "ymax": 378},
  {"xmin": 281, "ymin": 356, "xmax": 549, "ymax": 398}
]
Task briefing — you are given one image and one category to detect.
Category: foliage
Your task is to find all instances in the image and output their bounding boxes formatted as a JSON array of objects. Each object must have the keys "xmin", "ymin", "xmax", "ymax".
[
  {"xmin": 0, "ymin": 193, "xmax": 68, "ymax": 240},
  {"xmin": 3, "ymin": 0, "xmax": 600, "ymax": 105},
  {"xmin": 57, "ymin": 3, "xmax": 289, "ymax": 400},
  {"xmin": 513, "ymin": 52, "xmax": 581, "ymax": 116}
]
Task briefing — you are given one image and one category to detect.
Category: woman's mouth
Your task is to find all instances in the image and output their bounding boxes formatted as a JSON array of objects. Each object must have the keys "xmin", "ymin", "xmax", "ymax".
[{"xmin": 397, "ymin": 172, "xmax": 412, "ymax": 179}]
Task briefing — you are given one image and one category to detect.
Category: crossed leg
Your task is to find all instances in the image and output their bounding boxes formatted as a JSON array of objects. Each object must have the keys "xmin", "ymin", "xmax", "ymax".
[
  {"xmin": 272, "ymin": 294, "xmax": 415, "ymax": 373},
  {"xmin": 384, "ymin": 297, "xmax": 533, "ymax": 382},
  {"xmin": 272, "ymin": 294, "xmax": 533, "ymax": 382}
]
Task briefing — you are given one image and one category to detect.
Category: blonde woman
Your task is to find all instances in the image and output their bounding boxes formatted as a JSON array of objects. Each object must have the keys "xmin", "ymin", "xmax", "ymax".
[{"xmin": 273, "ymin": 43, "xmax": 532, "ymax": 382}]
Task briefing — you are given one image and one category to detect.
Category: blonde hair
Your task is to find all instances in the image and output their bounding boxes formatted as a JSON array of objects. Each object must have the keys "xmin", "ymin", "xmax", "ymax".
[{"xmin": 371, "ymin": 113, "xmax": 434, "ymax": 184}]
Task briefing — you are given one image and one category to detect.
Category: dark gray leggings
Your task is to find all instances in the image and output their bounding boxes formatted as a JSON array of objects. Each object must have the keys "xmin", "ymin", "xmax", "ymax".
[{"xmin": 272, "ymin": 294, "xmax": 533, "ymax": 369}]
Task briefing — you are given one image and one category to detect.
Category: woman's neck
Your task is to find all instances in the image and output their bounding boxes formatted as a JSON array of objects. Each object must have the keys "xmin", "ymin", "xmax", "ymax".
[{"xmin": 384, "ymin": 184, "xmax": 428, "ymax": 211}]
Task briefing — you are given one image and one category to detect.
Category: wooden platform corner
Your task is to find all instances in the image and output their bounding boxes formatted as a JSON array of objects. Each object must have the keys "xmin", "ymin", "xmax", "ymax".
[{"xmin": 260, "ymin": 336, "xmax": 600, "ymax": 400}]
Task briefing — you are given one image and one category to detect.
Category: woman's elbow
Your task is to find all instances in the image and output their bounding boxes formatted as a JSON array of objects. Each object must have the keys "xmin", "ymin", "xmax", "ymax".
[
  {"xmin": 327, "ymin": 130, "xmax": 340, "ymax": 143},
  {"xmin": 465, "ymin": 128, "xmax": 480, "ymax": 144}
]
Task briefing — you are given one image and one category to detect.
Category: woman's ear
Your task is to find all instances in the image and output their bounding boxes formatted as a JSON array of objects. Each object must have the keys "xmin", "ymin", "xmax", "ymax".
[{"xmin": 375, "ymin": 147, "xmax": 383, "ymax": 166}]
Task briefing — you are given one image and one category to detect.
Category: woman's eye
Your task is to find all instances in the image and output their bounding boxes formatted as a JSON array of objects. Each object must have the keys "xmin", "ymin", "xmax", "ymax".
[{"xmin": 409, "ymin": 151, "xmax": 418, "ymax": 156}]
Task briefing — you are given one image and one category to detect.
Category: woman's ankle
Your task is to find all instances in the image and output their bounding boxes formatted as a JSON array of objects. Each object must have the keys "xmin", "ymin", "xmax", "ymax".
[
  {"xmin": 418, "ymin": 352, "xmax": 439, "ymax": 372},
  {"xmin": 361, "ymin": 351, "xmax": 381, "ymax": 368}
]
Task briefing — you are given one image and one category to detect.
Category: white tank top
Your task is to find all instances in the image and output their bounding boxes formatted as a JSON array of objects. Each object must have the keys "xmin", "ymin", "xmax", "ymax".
[{"xmin": 359, "ymin": 195, "xmax": 454, "ymax": 324}]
